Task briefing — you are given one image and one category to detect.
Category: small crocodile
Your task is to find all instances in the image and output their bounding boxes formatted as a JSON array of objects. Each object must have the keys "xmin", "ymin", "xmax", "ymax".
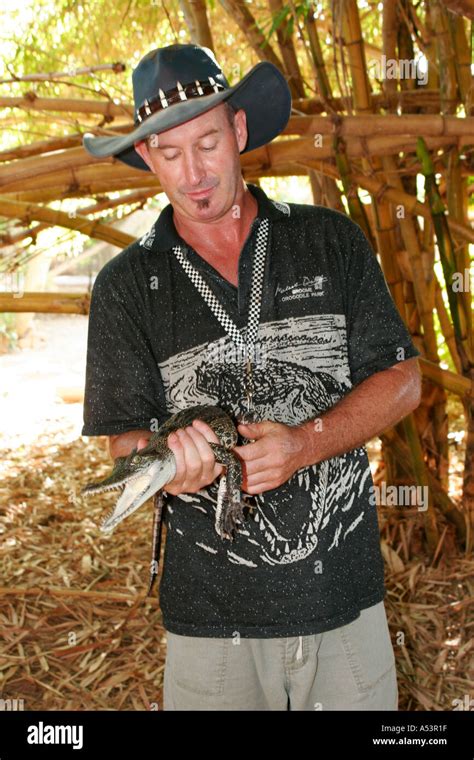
[{"xmin": 81, "ymin": 405, "xmax": 249, "ymax": 595}]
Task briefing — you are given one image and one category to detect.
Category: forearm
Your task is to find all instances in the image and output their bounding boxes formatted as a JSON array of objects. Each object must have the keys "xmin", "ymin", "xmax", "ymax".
[
  {"xmin": 108, "ymin": 428, "xmax": 152, "ymax": 460},
  {"xmin": 298, "ymin": 360, "xmax": 421, "ymax": 467}
]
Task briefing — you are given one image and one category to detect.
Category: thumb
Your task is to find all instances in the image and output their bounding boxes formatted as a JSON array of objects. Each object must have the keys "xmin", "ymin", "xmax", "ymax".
[{"xmin": 237, "ymin": 421, "xmax": 265, "ymax": 438}]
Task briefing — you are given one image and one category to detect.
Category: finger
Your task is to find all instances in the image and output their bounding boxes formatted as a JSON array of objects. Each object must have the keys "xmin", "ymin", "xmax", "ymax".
[
  {"xmin": 237, "ymin": 423, "xmax": 268, "ymax": 439},
  {"xmin": 137, "ymin": 436, "xmax": 150, "ymax": 450},
  {"xmin": 233, "ymin": 439, "xmax": 269, "ymax": 461},
  {"xmin": 185, "ymin": 425, "xmax": 222, "ymax": 475},
  {"xmin": 191, "ymin": 418, "xmax": 221, "ymax": 444},
  {"xmin": 245, "ymin": 482, "xmax": 275, "ymax": 495},
  {"xmin": 166, "ymin": 431, "xmax": 187, "ymax": 484},
  {"xmin": 246, "ymin": 470, "xmax": 275, "ymax": 488},
  {"xmin": 175, "ymin": 428, "xmax": 204, "ymax": 484},
  {"xmin": 242, "ymin": 458, "xmax": 275, "ymax": 480}
]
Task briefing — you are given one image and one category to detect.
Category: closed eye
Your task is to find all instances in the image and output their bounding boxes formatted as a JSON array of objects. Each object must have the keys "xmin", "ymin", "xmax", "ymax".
[{"xmin": 163, "ymin": 144, "xmax": 217, "ymax": 161}]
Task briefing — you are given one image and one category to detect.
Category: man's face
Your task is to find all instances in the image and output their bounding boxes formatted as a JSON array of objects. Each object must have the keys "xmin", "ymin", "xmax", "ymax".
[{"xmin": 134, "ymin": 103, "xmax": 248, "ymax": 222}]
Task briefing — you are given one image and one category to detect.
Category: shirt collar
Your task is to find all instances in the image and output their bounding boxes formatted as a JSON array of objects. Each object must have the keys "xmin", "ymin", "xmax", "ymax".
[{"xmin": 145, "ymin": 182, "xmax": 287, "ymax": 253}]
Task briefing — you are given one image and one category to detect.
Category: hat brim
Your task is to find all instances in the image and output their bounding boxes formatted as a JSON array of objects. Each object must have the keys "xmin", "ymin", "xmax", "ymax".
[{"xmin": 82, "ymin": 61, "xmax": 292, "ymax": 172}]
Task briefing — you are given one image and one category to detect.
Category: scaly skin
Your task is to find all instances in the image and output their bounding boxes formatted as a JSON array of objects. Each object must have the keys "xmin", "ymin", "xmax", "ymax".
[{"xmin": 81, "ymin": 404, "xmax": 249, "ymax": 594}]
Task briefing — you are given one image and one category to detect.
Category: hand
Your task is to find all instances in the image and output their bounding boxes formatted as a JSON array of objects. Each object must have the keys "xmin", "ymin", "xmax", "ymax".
[
  {"xmin": 161, "ymin": 419, "xmax": 224, "ymax": 495},
  {"xmin": 234, "ymin": 420, "xmax": 311, "ymax": 494}
]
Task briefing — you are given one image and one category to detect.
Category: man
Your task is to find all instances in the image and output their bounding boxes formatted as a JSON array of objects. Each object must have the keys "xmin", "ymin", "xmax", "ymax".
[{"xmin": 82, "ymin": 43, "xmax": 421, "ymax": 710}]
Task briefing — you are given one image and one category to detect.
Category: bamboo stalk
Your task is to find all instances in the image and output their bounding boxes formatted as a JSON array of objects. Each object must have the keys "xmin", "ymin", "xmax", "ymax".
[
  {"xmin": 187, "ymin": 0, "xmax": 215, "ymax": 50},
  {"xmin": 401, "ymin": 414, "xmax": 440, "ymax": 552},
  {"xmin": 333, "ymin": 135, "xmax": 373, "ymax": 243},
  {"xmin": 0, "ymin": 161, "xmax": 148, "ymax": 194},
  {"xmin": 0, "ymin": 292, "xmax": 91, "ymax": 314},
  {"xmin": 291, "ymin": 89, "xmax": 443, "ymax": 113},
  {"xmin": 417, "ymin": 136, "xmax": 473, "ymax": 369},
  {"xmin": 268, "ymin": 0, "xmax": 306, "ymax": 98},
  {"xmin": 2, "ymin": 96, "xmax": 473, "ymax": 136},
  {"xmin": 434, "ymin": 277, "xmax": 463, "ymax": 374},
  {"xmin": 0, "ymin": 95, "xmax": 133, "ymax": 119},
  {"xmin": 1, "ymin": 134, "xmax": 462, "ymax": 194},
  {"xmin": 0, "ymin": 198, "xmax": 134, "ymax": 248},
  {"xmin": 448, "ymin": 11, "xmax": 472, "ymax": 107},
  {"xmin": 217, "ymin": 0, "xmax": 285, "ymax": 70},
  {"xmin": 418, "ymin": 358, "xmax": 473, "ymax": 398},
  {"xmin": 179, "ymin": 0, "xmax": 198, "ymax": 40},
  {"xmin": 382, "ymin": 0, "xmax": 398, "ymax": 100},
  {"xmin": 446, "ymin": 146, "xmax": 473, "ymax": 360},
  {"xmin": 0, "ymin": 146, "xmax": 108, "ymax": 187},
  {"xmin": 0, "ymin": 62, "xmax": 125, "ymax": 84},
  {"xmin": 0, "ymin": 135, "xmax": 82, "ymax": 162},
  {"xmin": 431, "ymin": 0, "xmax": 460, "ymax": 114},
  {"xmin": 0, "ymin": 189, "xmax": 156, "ymax": 250},
  {"xmin": 284, "ymin": 113, "xmax": 474, "ymax": 136},
  {"xmin": 380, "ymin": 428, "xmax": 466, "ymax": 544},
  {"xmin": 303, "ymin": 3, "xmax": 332, "ymax": 101},
  {"xmin": 297, "ymin": 158, "xmax": 474, "ymax": 246},
  {"xmin": 5, "ymin": 176, "xmax": 161, "ymax": 203}
]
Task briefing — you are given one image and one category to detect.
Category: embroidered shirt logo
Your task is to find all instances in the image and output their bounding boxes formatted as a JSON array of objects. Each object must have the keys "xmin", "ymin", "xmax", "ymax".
[
  {"xmin": 276, "ymin": 275, "xmax": 327, "ymax": 301},
  {"xmin": 139, "ymin": 225, "xmax": 156, "ymax": 250}
]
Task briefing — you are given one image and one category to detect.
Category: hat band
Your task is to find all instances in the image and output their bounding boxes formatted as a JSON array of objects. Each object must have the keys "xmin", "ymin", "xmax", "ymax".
[{"xmin": 135, "ymin": 77, "xmax": 226, "ymax": 125}]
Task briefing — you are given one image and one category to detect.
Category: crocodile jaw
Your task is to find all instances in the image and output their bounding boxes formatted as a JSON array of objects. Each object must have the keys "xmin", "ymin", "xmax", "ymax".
[{"xmin": 100, "ymin": 458, "xmax": 176, "ymax": 533}]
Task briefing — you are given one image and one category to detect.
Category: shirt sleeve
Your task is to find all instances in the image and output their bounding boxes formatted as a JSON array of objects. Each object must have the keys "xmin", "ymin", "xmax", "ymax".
[
  {"xmin": 343, "ymin": 221, "xmax": 421, "ymax": 387},
  {"xmin": 81, "ymin": 258, "xmax": 169, "ymax": 436}
]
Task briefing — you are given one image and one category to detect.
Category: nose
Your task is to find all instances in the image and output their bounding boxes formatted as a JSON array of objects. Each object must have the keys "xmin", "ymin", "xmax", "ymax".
[{"xmin": 182, "ymin": 149, "xmax": 206, "ymax": 189}]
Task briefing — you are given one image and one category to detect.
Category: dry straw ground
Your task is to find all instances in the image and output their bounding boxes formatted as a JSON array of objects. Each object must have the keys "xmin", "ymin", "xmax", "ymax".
[{"xmin": 0, "ymin": 434, "xmax": 472, "ymax": 711}]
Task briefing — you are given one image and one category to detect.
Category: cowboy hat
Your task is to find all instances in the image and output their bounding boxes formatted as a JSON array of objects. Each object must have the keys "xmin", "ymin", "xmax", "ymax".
[{"xmin": 82, "ymin": 43, "xmax": 292, "ymax": 172}]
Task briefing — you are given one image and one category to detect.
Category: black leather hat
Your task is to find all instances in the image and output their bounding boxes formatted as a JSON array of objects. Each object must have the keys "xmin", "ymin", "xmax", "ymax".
[{"xmin": 82, "ymin": 43, "xmax": 292, "ymax": 172}]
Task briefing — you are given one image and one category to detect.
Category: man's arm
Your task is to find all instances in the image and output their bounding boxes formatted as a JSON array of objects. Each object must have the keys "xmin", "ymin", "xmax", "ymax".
[
  {"xmin": 235, "ymin": 357, "xmax": 422, "ymax": 494},
  {"xmin": 296, "ymin": 356, "xmax": 421, "ymax": 467}
]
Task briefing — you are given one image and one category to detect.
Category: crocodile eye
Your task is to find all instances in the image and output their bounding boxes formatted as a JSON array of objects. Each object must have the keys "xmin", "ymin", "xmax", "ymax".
[{"xmin": 132, "ymin": 455, "xmax": 142, "ymax": 465}]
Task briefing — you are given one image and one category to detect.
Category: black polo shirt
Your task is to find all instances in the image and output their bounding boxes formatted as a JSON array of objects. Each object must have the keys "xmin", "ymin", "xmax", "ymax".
[{"xmin": 82, "ymin": 182, "xmax": 420, "ymax": 637}]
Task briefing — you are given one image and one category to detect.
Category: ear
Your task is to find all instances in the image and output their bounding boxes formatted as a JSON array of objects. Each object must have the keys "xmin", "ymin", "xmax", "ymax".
[
  {"xmin": 134, "ymin": 139, "xmax": 155, "ymax": 171},
  {"xmin": 233, "ymin": 108, "xmax": 248, "ymax": 153}
]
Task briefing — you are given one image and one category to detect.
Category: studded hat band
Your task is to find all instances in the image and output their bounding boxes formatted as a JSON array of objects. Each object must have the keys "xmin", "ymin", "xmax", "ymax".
[{"xmin": 135, "ymin": 77, "xmax": 226, "ymax": 125}]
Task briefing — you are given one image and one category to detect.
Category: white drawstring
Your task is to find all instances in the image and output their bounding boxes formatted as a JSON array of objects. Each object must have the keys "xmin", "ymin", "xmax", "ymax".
[{"xmin": 296, "ymin": 635, "xmax": 303, "ymax": 660}]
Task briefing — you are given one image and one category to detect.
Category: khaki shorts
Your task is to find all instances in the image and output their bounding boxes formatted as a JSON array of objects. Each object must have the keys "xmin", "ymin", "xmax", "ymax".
[{"xmin": 163, "ymin": 600, "xmax": 398, "ymax": 710}]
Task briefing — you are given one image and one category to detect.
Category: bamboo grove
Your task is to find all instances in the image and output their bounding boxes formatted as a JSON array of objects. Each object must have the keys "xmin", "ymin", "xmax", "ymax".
[{"xmin": 0, "ymin": 0, "xmax": 473, "ymax": 554}]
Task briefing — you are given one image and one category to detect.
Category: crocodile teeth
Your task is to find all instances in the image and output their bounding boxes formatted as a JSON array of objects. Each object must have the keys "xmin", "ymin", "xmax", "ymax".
[{"xmin": 83, "ymin": 482, "xmax": 126, "ymax": 496}]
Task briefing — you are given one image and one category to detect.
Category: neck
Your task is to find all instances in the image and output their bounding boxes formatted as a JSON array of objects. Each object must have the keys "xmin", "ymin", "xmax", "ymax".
[{"xmin": 172, "ymin": 182, "xmax": 258, "ymax": 255}]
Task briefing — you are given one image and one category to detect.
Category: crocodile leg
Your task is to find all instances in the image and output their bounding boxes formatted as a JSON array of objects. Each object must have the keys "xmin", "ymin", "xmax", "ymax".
[
  {"xmin": 209, "ymin": 444, "xmax": 246, "ymax": 539},
  {"xmin": 146, "ymin": 491, "xmax": 165, "ymax": 596}
]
